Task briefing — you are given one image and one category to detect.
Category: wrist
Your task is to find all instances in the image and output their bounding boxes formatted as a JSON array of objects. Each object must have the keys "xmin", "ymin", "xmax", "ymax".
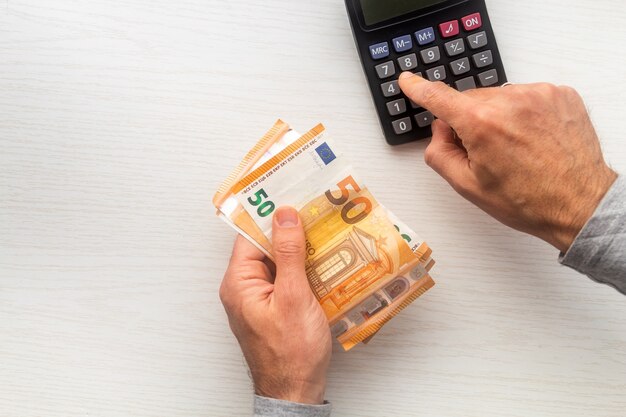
[
  {"xmin": 550, "ymin": 167, "xmax": 617, "ymax": 253},
  {"xmin": 254, "ymin": 376, "xmax": 327, "ymax": 405}
]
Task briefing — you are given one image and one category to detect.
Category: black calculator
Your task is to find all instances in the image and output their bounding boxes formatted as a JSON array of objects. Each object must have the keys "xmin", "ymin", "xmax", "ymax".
[{"xmin": 345, "ymin": 0, "xmax": 507, "ymax": 146}]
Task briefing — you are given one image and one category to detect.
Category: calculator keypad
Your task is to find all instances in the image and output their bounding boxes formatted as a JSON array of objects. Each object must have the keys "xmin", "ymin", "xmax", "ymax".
[
  {"xmin": 375, "ymin": 61, "xmax": 396, "ymax": 79},
  {"xmin": 398, "ymin": 54, "xmax": 418, "ymax": 71},
  {"xmin": 420, "ymin": 46, "xmax": 441, "ymax": 64},
  {"xmin": 387, "ymin": 99, "xmax": 407, "ymax": 116},
  {"xmin": 392, "ymin": 117, "xmax": 413, "ymax": 134},
  {"xmin": 444, "ymin": 39, "xmax": 465, "ymax": 57},
  {"xmin": 450, "ymin": 57, "xmax": 471, "ymax": 76},
  {"xmin": 415, "ymin": 27, "xmax": 436, "ymax": 46},
  {"xmin": 426, "ymin": 66, "xmax": 447, "ymax": 82},
  {"xmin": 392, "ymin": 35, "xmax": 413, "ymax": 53},
  {"xmin": 381, "ymin": 80, "xmax": 400, "ymax": 97},
  {"xmin": 439, "ymin": 20, "xmax": 460, "ymax": 38},
  {"xmin": 462, "ymin": 13, "xmax": 483, "ymax": 31},
  {"xmin": 367, "ymin": 11, "xmax": 502, "ymax": 140},
  {"xmin": 473, "ymin": 50, "xmax": 493, "ymax": 68},
  {"xmin": 468, "ymin": 31, "xmax": 488, "ymax": 49},
  {"xmin": 478, "ymin": 69, "xmax": 498, "ymax": 87},
  {"xmin": 455, "ymin": 76, "xmax": 477, "ymax": 92},
  {"xmin": 415, "ymin": 111, "xmax": 434, "ymax": 128}
]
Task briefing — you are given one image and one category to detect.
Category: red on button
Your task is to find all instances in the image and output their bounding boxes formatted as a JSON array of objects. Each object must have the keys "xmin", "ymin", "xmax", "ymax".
[
  {"xmin": 462, "ymin": 13, "xmax": 482, "ymax": 31},
  {"xmin": 439, "ymin": 20, "xmax": 460, "ymax": 38}
]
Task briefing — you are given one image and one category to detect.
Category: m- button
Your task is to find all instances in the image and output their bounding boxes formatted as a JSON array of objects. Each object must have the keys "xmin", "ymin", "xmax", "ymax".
[{"xmin": 392, "ymin": 35, "xmax": 413, "ymax": 53}]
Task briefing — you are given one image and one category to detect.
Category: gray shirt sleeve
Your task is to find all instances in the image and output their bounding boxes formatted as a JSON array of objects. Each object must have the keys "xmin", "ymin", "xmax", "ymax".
[
  {"xmin": 560, "ymin": 175, "xmax": 626, "ymax": 294},
  {"xmin": 253, "ymin": 395, "xmax": 332, "ymax": 417}
]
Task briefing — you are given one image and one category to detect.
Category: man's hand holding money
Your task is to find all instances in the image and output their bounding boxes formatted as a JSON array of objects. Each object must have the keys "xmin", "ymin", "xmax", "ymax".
[{"xmin": 220, "ymin": 207, "xmax": 331, "ymax": 405}]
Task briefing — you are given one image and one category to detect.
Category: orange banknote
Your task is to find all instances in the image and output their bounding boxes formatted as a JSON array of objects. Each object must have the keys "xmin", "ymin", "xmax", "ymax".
[{"xmin": 214, "ymin": 120, "xmax": 436, "ymax": 350}]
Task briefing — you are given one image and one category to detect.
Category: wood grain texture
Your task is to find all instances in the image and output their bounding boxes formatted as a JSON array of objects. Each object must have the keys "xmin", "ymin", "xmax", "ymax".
[{"xmin": 0, "ymin": 1, "xmax": 625, "ymax": 416}]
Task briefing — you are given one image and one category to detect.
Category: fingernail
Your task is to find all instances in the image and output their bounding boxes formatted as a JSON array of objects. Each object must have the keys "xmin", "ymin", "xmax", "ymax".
[
  {"xmin": 275, "ymin": 206, "xmax": 299, "ymax": 228},
  {"xmin": 399, "ymin": 72, "xmax": 416, "ymax": 80}
]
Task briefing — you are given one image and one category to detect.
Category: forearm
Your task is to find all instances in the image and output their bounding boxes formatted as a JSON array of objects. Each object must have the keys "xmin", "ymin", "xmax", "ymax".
[
  {"xmin": 254, "ymin": 395, "xmax": 331, "ymax": 417},
  {"xmin": 560, "ymin": 175, "xmax": 626, "ymax": 294}
]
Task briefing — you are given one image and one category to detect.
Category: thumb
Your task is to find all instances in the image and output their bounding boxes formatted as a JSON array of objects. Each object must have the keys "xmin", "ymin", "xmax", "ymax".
[
  {"xmin": 425, "ymin": 119, "xmax": 474, "ymax": 194},
  {"xmin": 271, "ymin": 206, "xmax": 311, "ymax": 300}
]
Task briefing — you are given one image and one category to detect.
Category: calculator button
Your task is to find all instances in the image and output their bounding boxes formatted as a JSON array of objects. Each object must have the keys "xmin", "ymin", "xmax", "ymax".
[
  {"xmin": 387, "ymin": 99, "xmax": 407, "ymax": 116},
  {"xmin": 439, "ymin": 20, "xmax": 460, "ymax": 38},
  {"xmin": 420, "ymin": 46, "xmax": 441, "ymax": 65},
  {"xmin": 444, "ymin": 39, "xmax": 465, "ymax": 57},
  {"xmin": 467, "ymin": 31, "xmax": 488, "ymax": 50},
  {"xmin": 369, "ymin": 42, "xmax": 390, "ymax": 60},
  {"xmin": 472, "ymin": 50, "xmax": 493, "ymax": 68},
  {"xmin": 397, "ymin": 54, "xmax": 418, "ymax": 71},
  {"xmin": 478, "ymin": 69, "xmax": 499, "ymax": 87},
  {"xmin": 450, "ymin": 57, "xmax": 471, "ymax": 76},
  {"xmin": 375, "ymin": 61, "xmax": 396, "ymax": 79},
  {"xmin": 415, "ymin": 111, "xmax": 434, "ymax": 128},
  {"xmin": 415, "ymin": 27, "xmax": 436, "ymax": 46},
  {"xmin": 462, "ymin": 13, "xmax": 483, "ymax": 31},
  {"xmin": 426, "ymin": 65, "xmax": 447, "ymax": 82},
  {"xmin": 392, "ymin": 35, "xmax": 413, "ymax": 53},
  {"xmin": 392, "ymin": 117, "xmax": 413, "ymax": 135},
  {"xmin": 455, "ymin": 76, "xmax": 477, "ymax": 92},
  {"xmin": 381, "ymin": 80, "xmax": 401, "ymax": 97}
]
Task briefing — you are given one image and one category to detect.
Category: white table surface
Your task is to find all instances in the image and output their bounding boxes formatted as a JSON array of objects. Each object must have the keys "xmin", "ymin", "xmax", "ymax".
[{"xmin": 1, "ymin": 1, "xmax": 625, "ymax": 416}]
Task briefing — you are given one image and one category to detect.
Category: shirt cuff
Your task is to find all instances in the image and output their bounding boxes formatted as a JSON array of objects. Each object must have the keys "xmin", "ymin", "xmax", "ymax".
[
  {"xmin": 253, "ymin": 395, "xmax": 332, "ymax": 417},
  {"xmin": 560, "ymin": 175, "xmax": 626, "ymax": 294}
]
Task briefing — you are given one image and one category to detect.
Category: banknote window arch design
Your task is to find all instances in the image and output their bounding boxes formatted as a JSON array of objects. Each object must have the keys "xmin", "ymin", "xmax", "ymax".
[
  {"xmin": 306, "ymin": 226, "xmax": 395, "ymax": 308},
  {"xmin": 308, "ymin": 227, "xmax": 379, "ymax": 295},
  {"xmin": 317, "ymin": 248, "xmax": 356, "ymax": 283}
]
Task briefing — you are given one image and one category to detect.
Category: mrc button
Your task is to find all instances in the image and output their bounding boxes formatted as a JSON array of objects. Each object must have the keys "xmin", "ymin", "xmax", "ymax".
[
  {"xmin": 462, "ymin": 13, "xmax": 482, "ymax": 31},
  {"xmin": 369, "ymin": 42, "xmax": 390, "ymax": 60}
]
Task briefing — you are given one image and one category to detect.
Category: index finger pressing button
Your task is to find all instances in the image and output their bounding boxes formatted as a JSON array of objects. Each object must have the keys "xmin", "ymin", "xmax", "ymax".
[{"xmin": 398, "ymin": 72, "xmax": 477, "ymax": 127}]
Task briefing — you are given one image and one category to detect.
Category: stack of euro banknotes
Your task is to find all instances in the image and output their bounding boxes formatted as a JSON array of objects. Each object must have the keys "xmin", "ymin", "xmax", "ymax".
[{"xmin": 213, "ymin": 120, "xmax": 436, "ymax": 350}]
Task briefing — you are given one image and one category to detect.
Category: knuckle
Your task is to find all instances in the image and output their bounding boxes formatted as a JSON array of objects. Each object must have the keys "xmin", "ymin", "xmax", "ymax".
[
  {"xmin": 558, "ymin": 85, "xmax": 582, "ymax": 101},
  {"xmin": 468, "ymin": 106, "xmax": 493, "ymax": 127},
  {"xmin": 537, "ymin": 82, "xmax": 559, "ymax": 98}
]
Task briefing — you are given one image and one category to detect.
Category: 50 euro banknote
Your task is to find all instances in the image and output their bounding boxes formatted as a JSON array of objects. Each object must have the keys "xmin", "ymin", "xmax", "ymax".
[{"xmin": 213, "ymin": 120, "xmax": 435, "ymax": 350}]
